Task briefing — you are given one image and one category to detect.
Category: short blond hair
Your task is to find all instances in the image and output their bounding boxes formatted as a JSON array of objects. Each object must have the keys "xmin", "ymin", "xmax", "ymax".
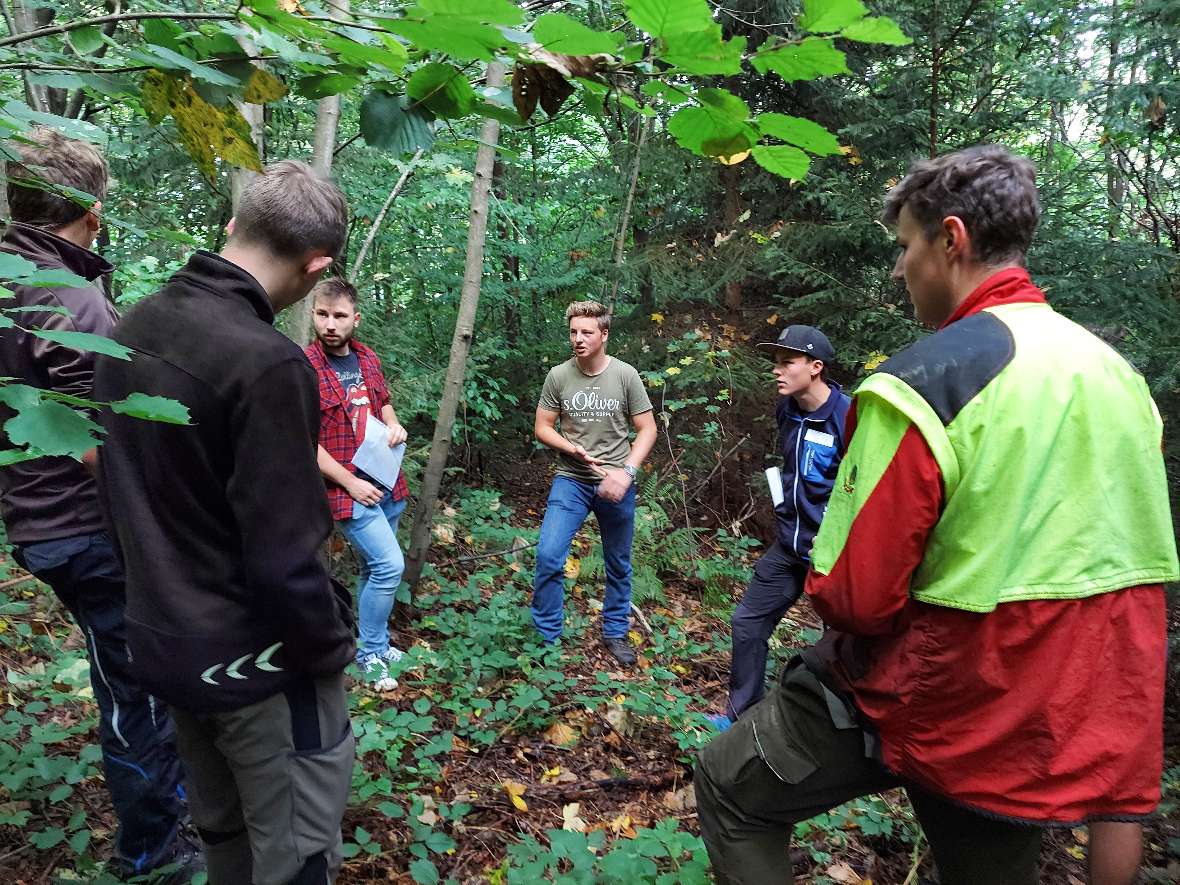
[
  {"xmin": 6, "ymin": 126, "xmax": 108, "ymax": 229},
  {"xmin": 230, "ymin": 160, "xmax": 348, "ymax": 260},
  {"xmin": 565, "ymin": 300, "xmax": 610, "ymax": 331}
]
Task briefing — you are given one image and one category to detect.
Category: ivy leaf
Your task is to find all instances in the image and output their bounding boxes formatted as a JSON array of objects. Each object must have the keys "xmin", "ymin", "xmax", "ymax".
[
  {"xmin": 800, "ymin": 0, "xmax": 869, "ymax": 34},
  {"xmin": 661, "ymin": 26, "xmax": 746, "ymax": 76},
  {"xmin": 3, "ymin": 398, "xmax": 103, "ymax": 459},
  {"xmin": 756, "ymin": 113, "xmax": 841, "ymax": 155},
  {"xmin": 30, "ymin": 827, "xmax": 66, "ymax": 849},
  {"xmin": 69, "ymin": 26, "xmax": 105, "ymax": 55},
  {"xmin": 752, "ymin": 144, "xmax": 811, "ymax": 180},
  {"xmin": 360, "ymin": 91, "xmax": 435, "ymax": 155},
  {"xmin": 409, "ymin": 858, "xmax": 440, "ymax": 885},
  {"xmin": 841, "ymin": 16, "xmax": 913, "ymax": 45},
  {"xmin": 29, "ymin": 330, "xmax": 133, "ymax": 360},
  {"xmin": 408, "ymin": 63, "xmax": 477, "ymax": 119},
  {"xmin": 751, "ymin": 37, "xmax": 849, "ymax": 82},
  {"xmin": 533, "ymin": 14, "xmax": 622, "ymax": 55},
  {"xmin": 110, "ymin": 394, "xmax": 192, "ymax": 425},
  {"xmin": 625, "ymin": 0, "xmax": 714, "ymax": 38}
]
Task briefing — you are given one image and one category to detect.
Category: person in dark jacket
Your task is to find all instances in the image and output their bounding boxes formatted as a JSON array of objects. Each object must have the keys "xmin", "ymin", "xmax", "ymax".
[
  {"xmin": 709, "ymin": 326, "xmax": 850, "ymax": 730},
  {"xmin": 94, "ymin": 161, "xmax": 356, "ymax": 885},
  {"xmin": 0, "ymin": 127, "xmax": 198, "ymax": 880}
]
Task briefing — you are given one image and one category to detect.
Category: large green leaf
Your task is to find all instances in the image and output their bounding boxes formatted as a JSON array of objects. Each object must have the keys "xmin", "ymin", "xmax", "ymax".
[
  {"xmin": 359, "ymin": 91, "xmax": 436, "ymax": 155},
  {"xmin": 407, "ymin": 63, "xmax": 478, "ymax": 119},
  {"xmin": 419, "ymin": 0, "xmax": 524, "ymax": 25},
  {"xmin": 0, "ymin": 253, "xmax": 38, "ymax": 282},
  {"xmin": 841, "ymin": 17, "xmax": 912, "ymax": 45},
  {"xmin": 128, "ymin": 45, "xmax": 242, "ymax": 88},
  {"xmin": 800, "ymin": 0, "xmax": 869, "ymax": 34},
  {"xmin": 69, "ymin": 26, "xmax": 105, "ymax": 55},
  {"xmin": 668, "ymin": 107, "xmax": 757, "ymax": 158},
  {"xmin": 661, "ymin": 26, "xmax": 746, "ymax": 76},
  {"xmin": 3, "ymin": 101, "xmax": 106, "ymax": 145},
  {"xmin": 533, "ymin": 14, "xmax": 622, "ymax": 55},
  {"xmin": 697, "ymin": 88, "xmax": 750, "ymax": 121},
  {"xmin": 2, "ymin": 398, "xmax": 103, "ymax": 460},
  {"xmin": 18, "ymin": 268, "xmax": 91, "ymax": 289},
  {"xmin": 384, "ymin": 15, "xmax": 506, "ymax": 61},
  {"xmin": 756, "ymin": 113, "xmax": 841, "ymax": 155},
  {"xmin": 750, "ymin": 37, "xmax": 849, "ymax": 82},
  {"xmin": 296, "ymin": 74, "xmax": 362, "ymax": 100},
  {"xmin": 29, "ymin": 330, "xmax": 133, "ymax": 360},
  {"xmin": 323, "ymin": 34, "xmax": 408, "ymax": 72},
  {"xmin": 751, "ymin": 144, "xmax": 811, "ymax": 179},
  {"xmin": 110, "ymin": 394, "xmax": 192, "ymax": 425},
  {"xmin": 625, "ymin": 0, "xmax": 714, "ymax": 38},
  {"xmin": 640, "ymin": 81, "xmax": 692, "ymax": 106}
]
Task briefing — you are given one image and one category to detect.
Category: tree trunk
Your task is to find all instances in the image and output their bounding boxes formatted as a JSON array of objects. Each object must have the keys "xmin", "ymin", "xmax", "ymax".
[
  {"xmin": 605, "ymin": 115, "xmax": 649, "ymax": 310},
  {"xmin": 1104, "ymin": 0, "xmax": 1126, "ymax": 238},
  {"xmin": 285, "ymin": 0, "xmax": 349, "ymax": 345},
  {"xmin": 721, "ymin": 162, "xmax": 743, "ymax": 311},
  {"xmin": 349, "ymin": 148, "xmax": 424, "ymax": 283},
  {"xmin": 929, "ymin": 0, "xmax": 941, "ymax": 158},
  {"xmin": 402, "ymin": 62, "xmax": 506, "ymax": 596},
  {"xmin": 229, "ymin": 35, "xmax": 267, "ymax": 213}
]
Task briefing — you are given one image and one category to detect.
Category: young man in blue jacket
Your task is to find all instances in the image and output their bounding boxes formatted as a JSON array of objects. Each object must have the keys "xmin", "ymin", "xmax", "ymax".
[{"xmin": 711, "ymin": 326, "xmax": 850, "ymax": 729}]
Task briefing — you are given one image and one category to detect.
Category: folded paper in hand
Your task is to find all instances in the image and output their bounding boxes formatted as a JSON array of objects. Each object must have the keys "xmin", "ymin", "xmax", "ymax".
[
  {"xmin": 765, "ymin": 466, "xmax": 785, "ymax": 507},
  {"xmin": 352, "ymin": 413, "xmax": 405, "ymax": 490}
]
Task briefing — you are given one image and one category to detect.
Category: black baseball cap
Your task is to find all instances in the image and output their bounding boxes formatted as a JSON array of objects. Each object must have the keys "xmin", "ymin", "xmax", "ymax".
[{"xmin": 756, "ymin": 324, "xmax": 836, "ymax": 364}]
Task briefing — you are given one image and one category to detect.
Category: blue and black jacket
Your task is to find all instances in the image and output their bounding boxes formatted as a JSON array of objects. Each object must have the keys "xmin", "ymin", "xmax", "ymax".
[{"xmin": 774, "ymin": 381, "xmax": 851, "ymax": 564}]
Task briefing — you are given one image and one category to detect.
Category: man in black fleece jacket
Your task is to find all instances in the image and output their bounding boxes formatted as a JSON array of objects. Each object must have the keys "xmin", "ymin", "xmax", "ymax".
[
  {"xmin": 94, "ymin": 161, "xmax": 356, "ymax": 885},
  {"xmin": 0, "ymin": 127, "xmax": 197, "ymax": 880}
]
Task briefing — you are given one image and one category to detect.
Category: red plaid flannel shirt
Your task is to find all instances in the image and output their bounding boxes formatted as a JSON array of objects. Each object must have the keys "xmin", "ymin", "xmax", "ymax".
[{"xmin": 305, "ymin": 339, "xmax": 409, "ymax": 521}]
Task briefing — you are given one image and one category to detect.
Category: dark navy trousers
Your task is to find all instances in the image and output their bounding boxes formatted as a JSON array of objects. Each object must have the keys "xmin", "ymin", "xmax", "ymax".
[
  {"xmin": 14, "ymin": 532, "xmax": 185, "ymax": 873},
  {"xmin": 726, "ymin": 541, "xmax": 809, "ymax": 721}
]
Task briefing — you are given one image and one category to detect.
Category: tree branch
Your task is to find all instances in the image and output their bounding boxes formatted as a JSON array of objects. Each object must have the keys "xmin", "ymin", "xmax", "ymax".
[{"xmin": 349, "ymin": 149, "xmax": 425, "ymax": 283}]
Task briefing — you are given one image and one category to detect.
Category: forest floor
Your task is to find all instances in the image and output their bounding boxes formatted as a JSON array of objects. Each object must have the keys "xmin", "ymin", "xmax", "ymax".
[{"xmin": 0, "ymin": 477, "xmax": 1177, "ymax": 883}]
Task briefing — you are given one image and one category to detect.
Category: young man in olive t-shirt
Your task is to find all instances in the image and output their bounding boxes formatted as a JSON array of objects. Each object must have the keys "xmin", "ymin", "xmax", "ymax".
[{"xmin": 533, "ymin": 300, "xmax": 657, "ymax": 664}]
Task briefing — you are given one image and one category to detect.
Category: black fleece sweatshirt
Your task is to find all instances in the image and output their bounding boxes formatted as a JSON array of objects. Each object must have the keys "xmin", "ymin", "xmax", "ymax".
[{"xmin": 94, "ymin": 251, "xmax": 354, "ymax": 713}]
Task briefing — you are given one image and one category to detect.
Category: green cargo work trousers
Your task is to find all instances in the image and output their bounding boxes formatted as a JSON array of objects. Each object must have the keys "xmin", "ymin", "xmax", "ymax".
[
  {"xmin": 694, "ymin": 662, "xmax": 1044, "ymax": 885},
  {"xmin": 171, "ymin": 673, "xmax": 355, "ymax": 885}
]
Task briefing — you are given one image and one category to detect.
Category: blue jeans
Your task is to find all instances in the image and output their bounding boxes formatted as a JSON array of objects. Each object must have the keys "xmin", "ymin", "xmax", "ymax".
[
  {"xmin": 338, "ymin": 489, "xmax": 408, "ymax": 660},
  {"xmin": 531, "ymin": 475, "xmax": 636, "ymax": 642},
  {"xmin": 13, "ymin": 533, "xmax": 185, "ymax": 873}
]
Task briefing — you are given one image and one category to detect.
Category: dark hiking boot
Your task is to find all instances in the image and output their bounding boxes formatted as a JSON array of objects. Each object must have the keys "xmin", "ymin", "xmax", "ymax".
[{"xmin": 602, "ymin": 636, "xmax": 637, "ymax": 666}]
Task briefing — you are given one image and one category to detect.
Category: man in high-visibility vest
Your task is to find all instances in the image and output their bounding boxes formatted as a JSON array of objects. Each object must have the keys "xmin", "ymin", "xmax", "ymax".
[{"xmin": 694, "ymin": 144, "xmax": 1177, "ymax": 885}]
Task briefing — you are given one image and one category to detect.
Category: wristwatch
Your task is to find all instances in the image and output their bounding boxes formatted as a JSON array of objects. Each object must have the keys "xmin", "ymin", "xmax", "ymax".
[{"xmin": 622, "ymin": 464, "xmax": 638, "ymax": 480}]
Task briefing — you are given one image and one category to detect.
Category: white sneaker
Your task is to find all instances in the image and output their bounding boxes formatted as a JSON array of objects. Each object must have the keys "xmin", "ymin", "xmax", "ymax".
[
  {"xmin": 380, "ymin": 646, "xmax": 405, "ymax": 665},
  {"xmin": 357, "ymin": 653, "xmax": 398, "ymax": 691}
]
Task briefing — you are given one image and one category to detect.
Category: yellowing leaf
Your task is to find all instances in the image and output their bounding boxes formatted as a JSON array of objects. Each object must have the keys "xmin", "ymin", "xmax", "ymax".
[
  {"xmin": 627, "ymin": 630, "xmax": 642, "ymax": 644},
  {"xmin": 864, "ymin": 350, "xmax": 888, "ymax": 371},
  {"xmin": 650, "ymin": 312, "xmax": 664, "ymax": 324},
  {"xmin": 562, "ymin": 802, "xmax": 587, "ymax": 832},
  {"xmin": 717, "ymin": 149, "xmax": 750, "ymax": 165},
  {"xmin": 243, "ymin": 68, "xmax": 288, "ymax": 104},
  {"xmin": 543, "ymin": 720, "xmax": 580, "ymax": 747},
  {"xmin": 502, "ymin": 780, "xmax": 528, "ymax": 812},
  {"xmin": 607, "ymin": 813, "xmax": 635, "ymax": 837},
  {"xmin": 665, "ymin": 366, "xmax": 682, "ymax": 376},
  {"xmin": 563, "ymin": 555, "xmax": 580, "ymax": 579},
  {"xmin": 824, "ymin": 862, "xmax": 865, "ymax": 884}
]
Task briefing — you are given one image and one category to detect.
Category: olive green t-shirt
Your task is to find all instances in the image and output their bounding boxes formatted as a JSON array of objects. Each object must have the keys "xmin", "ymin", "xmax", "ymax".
[{"xmin": 538, "ymin": 357, "xmax": 653, "ymax": 483}]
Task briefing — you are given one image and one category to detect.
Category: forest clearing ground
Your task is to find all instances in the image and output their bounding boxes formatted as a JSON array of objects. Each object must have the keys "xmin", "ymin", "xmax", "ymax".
[{"xmin": 0, "ymin": 482, "xmax": 1176, "ymax": 883}]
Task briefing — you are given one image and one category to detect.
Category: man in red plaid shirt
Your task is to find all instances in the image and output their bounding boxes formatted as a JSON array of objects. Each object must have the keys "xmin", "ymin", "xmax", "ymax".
[{"xmin": 305, "ymin": 277, "xmax": 410, "ymax": 691}]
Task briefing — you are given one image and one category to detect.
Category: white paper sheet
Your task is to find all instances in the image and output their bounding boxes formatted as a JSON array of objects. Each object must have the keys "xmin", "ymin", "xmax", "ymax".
[
  {"xmin": 765, "ymin": 466, "xmax": 785, "ymax": 507},
  {"xmin": 352, "ymin": 413, "xmax": 405, "ymax": 491}
]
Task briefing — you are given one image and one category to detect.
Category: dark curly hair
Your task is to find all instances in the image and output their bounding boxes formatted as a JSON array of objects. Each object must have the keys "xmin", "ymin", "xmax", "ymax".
[{"xmin": 883, "ymin": 145, "xmax": 1041, "ymax": 265}]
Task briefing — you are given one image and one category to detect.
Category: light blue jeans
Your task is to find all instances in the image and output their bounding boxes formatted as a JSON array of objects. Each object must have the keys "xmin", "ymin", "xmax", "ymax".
[
  {"xmin": 531, "ymin": 475, "xmax": 636, "ymax": 642},
  {"xmin": 338, "ymin": 488, "xmax": 408, "ymax": 660}
]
